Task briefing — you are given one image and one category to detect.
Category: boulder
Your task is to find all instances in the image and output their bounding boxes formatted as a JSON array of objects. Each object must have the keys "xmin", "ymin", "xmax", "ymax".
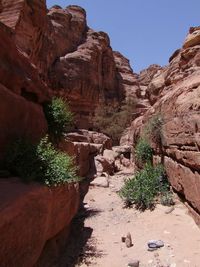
[{"xmin": 90, "ymin": 176, "xmax": 109, "ymax": 188}]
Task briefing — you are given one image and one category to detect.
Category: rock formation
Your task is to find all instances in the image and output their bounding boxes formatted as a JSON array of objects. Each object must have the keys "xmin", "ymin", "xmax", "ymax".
[
  {"xmin": 0, "ymin": 178, "xmax": 80, "ymax": 267},
  {"xmin": 0, "ymin": 1, "xmax": 141, "ymax": 265},
  {"xmin": 121, "ymin": 26, "xmax": 200, "ymax": 224},
  {"xmin": 0, "ymin": 0, "xmax": 200, "ymax": 265},
  {"xmin": 0, "ymin": 0, "xmax": 143, "ymax": 130}
]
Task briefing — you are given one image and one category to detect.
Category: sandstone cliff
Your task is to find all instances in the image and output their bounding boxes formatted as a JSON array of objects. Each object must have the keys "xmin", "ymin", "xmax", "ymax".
[
  {"xmin": 121, "ymin": 26, "xmax": 200, "ymax": 224},
  {"xmin": 0, "ymin": 0, "xmax": 143, "ymax": 130},
  {"xmin": 0, "ymin": 1, "xmax": 141, "ymax": 266}
]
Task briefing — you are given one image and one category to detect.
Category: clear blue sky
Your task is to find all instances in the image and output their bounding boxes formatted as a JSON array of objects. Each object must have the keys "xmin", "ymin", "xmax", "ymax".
[{"xmin": 46, "ymin": 0, "xmax": 200, "ymax": 73}]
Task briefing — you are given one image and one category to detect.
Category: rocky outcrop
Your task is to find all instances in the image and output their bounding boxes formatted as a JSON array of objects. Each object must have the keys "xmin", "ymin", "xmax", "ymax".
[
  {"xmin": 0, "ymin": 22, "xmax": 48, "ymax": 159},
  {"xmin": 50, "ymin": 29, "xmax": 120, "ymax": 128},
  {"xmin": 0, "ymin": 0, "xmax": 146, "ymax": 129},
  {"xmin": 183, "ymin": 26, "xmax": 200, "ymax": 49},
  {"xmin": 59, "ymin": 130, "xmax": 112, "ymax": 177},
  {"xmin": 0, "ymin": 178, "xmax": 80, "ymax": 267},
  {"xmin": 121, "ymin": 26, "xmax": 200, "ymax": 222}
]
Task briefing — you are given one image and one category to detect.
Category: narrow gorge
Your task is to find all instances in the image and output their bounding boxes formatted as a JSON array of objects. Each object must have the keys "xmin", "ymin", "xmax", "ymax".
[{"xmin": 0, "ymin": 1, "xmax": 200, "ymax": 267}]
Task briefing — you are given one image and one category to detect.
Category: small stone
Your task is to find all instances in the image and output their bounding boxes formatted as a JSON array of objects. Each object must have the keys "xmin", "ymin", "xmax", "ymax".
[
  {"xmin": 90, "ymin": 176, "xmax": 109, "ymax": 187},
  {"xmin": 148, "ymin": 240, "xmax": 163, "ymax": 248},
  {"xmin": 165, "ymin": 206, "xmax": 175, "ymax": 214},
  {"xmin": 125, "ymin": 232, "xmax": 133, "ymax": 248},
  {"xmin": 127, "ymin": 260, "xmax": 139, "ymax": 267},
  {"xmin": 84, "ymin": 204, "xmax": 90, "ymax": 209}
]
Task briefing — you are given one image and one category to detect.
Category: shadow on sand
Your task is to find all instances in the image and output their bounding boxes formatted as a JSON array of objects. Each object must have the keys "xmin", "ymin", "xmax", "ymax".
[{"xmin": 59, "ymin": 205, "xmax": 105, "ymax": 267}]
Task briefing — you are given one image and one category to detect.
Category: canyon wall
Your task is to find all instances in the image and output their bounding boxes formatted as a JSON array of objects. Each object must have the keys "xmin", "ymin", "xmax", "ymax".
[
  {"xmin": 0, "ymin": 1, "xmax": 140, "ymax": 266},
  {"xmin": 0, "ymin": 0, "xmax": 142, "ymax": 130},
  {"xmin": 0, "ymin": 178, "xmax": 80, "ymax": 267},
  {"xmin": 121, "ymin": 27, "xmax": 200, "ymax": 223}
]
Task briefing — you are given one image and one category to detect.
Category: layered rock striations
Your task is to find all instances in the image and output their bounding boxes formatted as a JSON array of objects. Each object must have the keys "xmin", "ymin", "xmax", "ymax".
[
  {"xmin": 0, "ymin": 178, "xmax": 80, "ymax": 267},
  {"xmin": 121, "ymin": 26, "xmax": 200, "ymax": 223},
  {"xmin": 0, "ymin": 0, "xmax": 145, "ymax": 129},
  {"xmin": 0, "ymin": 21, "xmax": 48, "ymax": 158},
  {"xmin": 0, "ymin": 1, "xmax": 144, "ymax": 266}
]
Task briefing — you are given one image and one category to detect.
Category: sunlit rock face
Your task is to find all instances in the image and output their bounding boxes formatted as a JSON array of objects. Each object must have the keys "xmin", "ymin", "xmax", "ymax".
[{"xmin": 121, "ymin": 26, "xmax": 200, "ymax": 223}]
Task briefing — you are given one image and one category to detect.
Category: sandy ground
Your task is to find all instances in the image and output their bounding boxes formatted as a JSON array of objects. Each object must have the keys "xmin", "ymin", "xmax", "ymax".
[{"xmin": 63, "ymin": 170, "xmax": 200, "ymax": 267}]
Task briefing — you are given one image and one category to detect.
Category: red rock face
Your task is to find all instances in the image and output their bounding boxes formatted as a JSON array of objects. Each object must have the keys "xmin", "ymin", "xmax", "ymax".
[
  {"xmin": 121, "ymin": 27, "xmax": 200, "ymax": 221},
  {"xmin": 0, "ymin": 178, "xmax": 80, "ymax": 267},
  {"xmin": 0, "ymin": 22, "xmax": 48, "ymax": 158},
  {"xmin": 0, "ymin": 1, "xmax": 144, "ymax": 128}
]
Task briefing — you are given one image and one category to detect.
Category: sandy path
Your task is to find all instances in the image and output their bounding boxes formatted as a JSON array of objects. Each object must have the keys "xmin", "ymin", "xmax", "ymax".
[{"xmin": 64, "ymin": 170, "xmax": 200, "ymax": 267}]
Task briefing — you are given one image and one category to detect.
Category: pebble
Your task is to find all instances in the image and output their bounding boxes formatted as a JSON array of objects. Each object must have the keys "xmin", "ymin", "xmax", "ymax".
[
  {"xmin": 125, "ymin": 232, "xmax": 133, "ymax": 248},
  {"xmin": 165, "ymin": 206, "xmax": 175, "ymax": 214},
  {"xmin": 147, "ymin": 240, "xmax": 164, "ymax": 248},
  {"xmin": 127, "ymin": 260, "xmax": 140, "ymax": 267}
]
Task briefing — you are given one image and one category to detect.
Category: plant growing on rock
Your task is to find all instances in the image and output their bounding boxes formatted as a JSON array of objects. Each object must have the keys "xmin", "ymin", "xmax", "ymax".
[
  {"xmin": 5, "ymin": 136, "xmax": 79, "ymax": 186},
  {"xmin": 119, "ymin": 163, "xmax": 171, "ymax": 210},
  {"xmin": 144, "ymin": 113, "xmax": 163, "ymax": 145},
  {"xmin": 44, "ymin": 97, "xmax": 73, "ymax": 142},
  {"xmin": 92, "ymin": 98, "xmax": 136, "ymax": 144}
]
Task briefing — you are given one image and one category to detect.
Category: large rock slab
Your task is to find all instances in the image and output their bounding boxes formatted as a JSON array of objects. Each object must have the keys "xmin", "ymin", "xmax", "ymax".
[
  {"xmin": 0, "ymin": 84, "xmax": 47, "ymax": 159},
  {"xmin": 0, "ymin": 178, "xmax": 80, "ymax": 267}
]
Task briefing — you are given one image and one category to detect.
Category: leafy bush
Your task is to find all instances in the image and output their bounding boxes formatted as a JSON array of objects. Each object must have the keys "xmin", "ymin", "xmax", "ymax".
[
  {"xmin": 119, "ymin": 163, "xmax": 169, "ymax": 210},
  {"xmin": 5, "ymin": 136, "xmax": 79, "ymax": 186},
  {"xmin": 144, "ymin": 114, "xmax": 163, "ymax": 145},
  {"xmin": 44, "ymin": 97, "xmax": 73, "ymax": 142},
  {"xmin": 92, "ymin": 98, "xmax": 136, "ymax": 144},
  {"xmin": 37, "ymin": 136, "xmax": 79, "ymax": 186},
  {"xmin": 135, "ymin": 138, "xmax": 153, "ymax": 165},
  {"xmin": 5, "ymin": 139, "xmax": 41, "ymax": 182}
]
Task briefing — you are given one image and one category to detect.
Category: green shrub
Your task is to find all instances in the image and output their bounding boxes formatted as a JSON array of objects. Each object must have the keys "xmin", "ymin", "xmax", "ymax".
[
  {"xmin": 135, "ymin": 138, "xmax": 153, "ymax": 165},
  {"xmin": 44, "ymin": 97, "xmax": 73, "ymax": 142},
  {"xmin": 37, "ymin": 136, "xmax": 79, "ymax": 186},
  {"xmin": 5, "ymin": 136, "xmax": 79, "ymax": 186},
  {"xmin": 119, "ymin": 163, "xmax": 168, "ymax": 210}
]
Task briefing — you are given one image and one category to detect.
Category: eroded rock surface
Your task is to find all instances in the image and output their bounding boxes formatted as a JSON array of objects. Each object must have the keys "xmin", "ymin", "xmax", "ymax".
[
  {"xmin": 0, "ymin": 178, "xmax": 80, "ymax": 267},
  {"xmin": 121, "ymin": 26, "xmax": 200, "ymax": 222}
]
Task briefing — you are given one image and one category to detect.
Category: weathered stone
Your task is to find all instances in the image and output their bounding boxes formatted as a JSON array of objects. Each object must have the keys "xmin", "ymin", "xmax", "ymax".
[
  {"xmin": 125, "ymin": 232, "xmax": 133, "ymax": 248},
  {"xmin": 183, "ymin": 26, "xmax": 200, "ymax": 48},
  {"xmin": 0, "ymin": 178, "xmax": 80, "ymax": 267},
  {"xmin": 90, "ymin": 176, "xmax": 109, "ymax": 188},
  {"xmin": 127, "ymin": 260, "xmax": 140, "ymax": 267},
  {"xmin": 0, "ymin": 84, "xmax": 47, "ymax": 159}
]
